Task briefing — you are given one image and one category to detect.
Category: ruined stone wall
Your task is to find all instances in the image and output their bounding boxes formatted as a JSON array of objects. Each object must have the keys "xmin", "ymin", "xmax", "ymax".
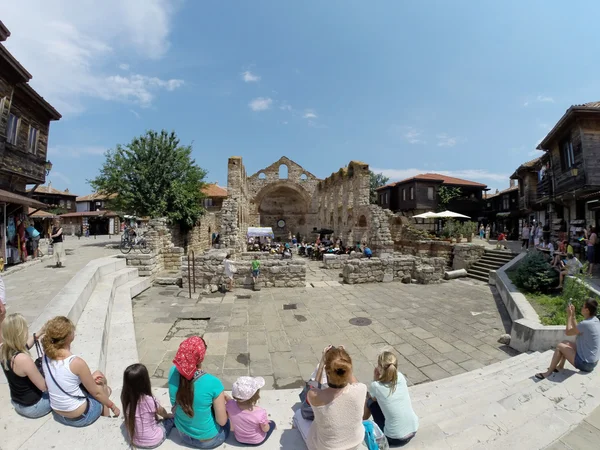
[
  {"xmin": 452, "ymin": 244, "xmax": 486, "ymax": 270},
  {"xmin": 219, "ymin": 157, "xmax": 250, "ymax": 253},
  {"xmin": 322, "ymin": 252, "xmax": 364, "ymax": 269},
  {"xmin": 342, "ymin": 255, "xmax": 446, "ymax": 285},
  {"xmin": 182, "ymin": 249, "xmax": 306, "ymax": 291}
]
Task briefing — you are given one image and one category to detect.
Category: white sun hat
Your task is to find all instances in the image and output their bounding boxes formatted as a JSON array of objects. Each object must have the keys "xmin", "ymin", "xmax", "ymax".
[{"xmin": 232, "ymin": 376, "xmax": 266, "ymax": 401}]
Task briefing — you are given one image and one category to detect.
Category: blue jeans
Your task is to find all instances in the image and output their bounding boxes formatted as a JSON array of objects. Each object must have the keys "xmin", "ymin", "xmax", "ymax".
[
  {"xmin": 179, "ymin": 421, "xmax": 230, "ymax": 449},
  {"xmin": 574, "ymin": 352, "xmax": 597, "ymax": 373},
  {"xmin": 53, "ymin": 395, "xmax": 103, "ymax": 428},
  {"xmin": 368, "ymin": 399, "xmax": 416, "ymax": 447},
  {"xmin": 238, "ymin": 421, "xmax": 276, "ymax": 446},
  {"xmin": 12, "ymin": 392, "xmax": 52, "ymax": 418}
]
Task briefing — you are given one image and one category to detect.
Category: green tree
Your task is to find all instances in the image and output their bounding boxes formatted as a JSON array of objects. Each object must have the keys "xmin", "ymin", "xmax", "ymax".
[
  {"xmin": 437, "ymin": 185, "xmax": 462, "ymax": 211},
  {"xmin": 90, "ymin": 130, "xmax": 207, "ymax": 229},
  {"xmin": 370, "ymin": 171, "xmax": 390, "ymax": 204}
]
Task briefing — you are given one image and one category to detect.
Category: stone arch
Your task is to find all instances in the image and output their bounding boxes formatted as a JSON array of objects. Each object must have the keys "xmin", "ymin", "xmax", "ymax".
[
  {"xmin": 358, "ymin": 215, "xmax": 367, "ymax": 227},
  {"xmin": 258, "ymin": 172, "xmax": 266, "ymax": 180},
  {"xmin": 300, "ymin": 173, "xmax": 307, "ymax": 181}
]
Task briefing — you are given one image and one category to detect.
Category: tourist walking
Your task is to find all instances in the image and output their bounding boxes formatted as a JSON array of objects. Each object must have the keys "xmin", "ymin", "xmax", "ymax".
[
  {"xmin": 479, "ymin": 224, "xmax": 485, "ymax": 240},
  {"xmin": 51, "ymin": 219, "xmax": 65, "ymax": 268},
  {"xmin": 364, "ymin": 351, "xmax": 419, "ymax": 447},
  {"xmin": 42, "ymin": 316, "xmax": 119, "ymax": 427},
  {"xmin": 485, "ymin": 224, "xmax": 491, "ymax": 241},
  {"xmin": 226, "ymin": 376, "xmax": 276, "ymax": 446},
  {"xmin": 536, "ymin": 299, "xmax": 600, "ymax": 378},
  {"xmin": 168, "ymin": 336, "xmax": 230, "ymax": 448},
  {"xmin": 306, "ymin": 346, "xmax": 367, "ymax": 450},
  {"xmin": 521, "ymin": 223, "xmax": 530, "ymax": 250},
  {"xmin": 121, "ymin": 363, "xmax": 174, "ymax": 448},
  {"xmin": 251, "ymin": 255, "xmax": 260, "ymax": 285},
  {"xmin": 1, "ymin": 313, "xmax": 51, "ymax": 418},
  {"xmin": 223, "ymin": 254, "xmax": 236, "ymax": 292},
  {"xmin": 585, "ymin": 227, "xmax": 597, "ymax": 275}
]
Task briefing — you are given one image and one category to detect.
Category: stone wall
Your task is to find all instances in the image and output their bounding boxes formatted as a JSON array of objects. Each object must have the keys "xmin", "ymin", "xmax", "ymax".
[
  {"xmin": 322, "ymin": 253, "xmax": 363, "ymax": 269},
  {"xmin": 342, "ymin": 255, "xmax": 446, "ymax": 285},
  {"xmin": 452, "ymin": 244, "xmax": 486, "ymax": 270},
  {"xmin": 182, "ymin": 249, "xmax": 306, "ymax": 291},
  {"xmin": 125, "ymin": 254, "xmax": 160, "ymax": 277},
  {"xmin": 394, "ymin": 239, "xmax": 454, "ymax": 259}
]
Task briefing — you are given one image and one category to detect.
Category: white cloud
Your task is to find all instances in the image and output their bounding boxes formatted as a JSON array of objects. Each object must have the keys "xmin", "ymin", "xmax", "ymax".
[
  {"xmin": 437, "ymin": 133, "xmax": 458, "ymax": 147},
  {"xmin": 49, "ymin": 171, "xmax": 72, "ymax": 185},
  {"xmin": 371, "ymin": 167, "xmax": 509, "ymax": 184},
  {"xmin": 49, "ymin": 145, "xmax": 107, "ymax": 158},
  {"xmin": 248, "ymin": 97, "xmax": 272, "ymax": 112},
  {"xmin": 303, "ymin": 111, "xmax": 318, "ymax": 119},
  {"xmin": 1, "ymin": 0, "xmax": 182, "ymax": 115},
  {"xmin": 399, "ymin": 126, "xmax": 425, "ymax": 144},
  {"xmin": 130, "ymin": 109, "xmax": 140, "ymax": 118},
  {"xmin": 280, "ymin": 103, "xmax": 292, "ymax": 111},
  {"xmin": 524, "ymin": 95, "xmax": 555, "ymax": 107},
  {"xmin": 242, "ymin": 71, "xmax": 260, "ymax": 83}
]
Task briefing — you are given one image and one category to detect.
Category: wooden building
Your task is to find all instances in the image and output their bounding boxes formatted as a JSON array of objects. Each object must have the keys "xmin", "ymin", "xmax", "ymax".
[
  {"xmin": 535, "ymin": 101, "xmax": 600, "ymax": 254},
  {"xmin": 0, "ymin": 20, "xmax": 61, "ymax": 264},
  {"xmin": 201, "ymin": 183, "xmax": 227, "ymax": 211},
  {"xmin": 76, "ymin": 192, "xmax": 117, "ymax": 212},
  {"xmin": 482, "ymin": 183, "xmax": 520, "ymax": 239},
  {"xmin": 376, "ymin": 173, "xmax": 487, "ymax": 219},
  {"xmin": 27, "ymin": 182, "xmax": 77, "ymax": 213}
]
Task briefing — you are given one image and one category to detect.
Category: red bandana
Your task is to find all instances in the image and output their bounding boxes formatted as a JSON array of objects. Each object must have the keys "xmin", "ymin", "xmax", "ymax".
[{"xmin": 173, "ymin": 336, "xmax": 207, "ymax": 381}]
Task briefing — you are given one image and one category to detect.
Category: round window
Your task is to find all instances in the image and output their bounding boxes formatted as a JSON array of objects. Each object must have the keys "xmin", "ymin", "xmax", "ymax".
[{"xmin": 277, "ymin": 219, "xmax": 286, "ymax": 228}]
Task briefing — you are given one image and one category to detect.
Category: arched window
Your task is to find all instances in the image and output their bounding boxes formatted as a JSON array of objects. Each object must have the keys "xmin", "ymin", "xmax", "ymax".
[
  {"xmin": 358, "ymin": 215, "xmax": 367, "ymax": 227},
  {"xmin": 258, "ymin": 172, "xmax": 266, "ymax": 180},
  {"xmin": 279, "ymin": 164, "xmax": 288, "ymax": 179},
  {"xmin": 300, "ymin": 173, "xmax": 307, "ymax": 181}
]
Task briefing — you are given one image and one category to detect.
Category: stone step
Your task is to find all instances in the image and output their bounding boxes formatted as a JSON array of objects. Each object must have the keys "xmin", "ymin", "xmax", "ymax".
[
  {"xmin": 105, "ymin": 277, "xmax": 150, "ymax": 385},
  {"xmin": 411, "ymin": 352, "xmax": 542, "ymax": 407},
  {"xmin": 484, "ymin": 250, "xmax": 517, "ymax": 259},
  {"xmin": 467, "ymin": 272, "xmax": 489, "ymax": 282},
  {"xmin": 409, "ymin": 352, "xmax": 537, "ymax": 400},
  {"xmin": 471, "ymin": 261, "xmax": 499, "ymax": 271},
  {"xmin": 72, "ymin": 268, "xmax": 139, "ymax": 375},
  {"xmin": 480, "ymin": 255, "xmax": 513, "ymax": 266},
  {"xmin": 468, "ymin": 267, "xmax": 492, "ymax": 277}
]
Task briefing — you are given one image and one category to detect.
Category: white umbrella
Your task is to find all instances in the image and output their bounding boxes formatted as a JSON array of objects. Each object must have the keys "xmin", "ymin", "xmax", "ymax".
[
  {"xmin": 412, "ymin": 211, "xmax": 437, "ymax": 219},
  {"xmin": 435, "ymin": 210, "xmax": 471, "ymax": 219}
]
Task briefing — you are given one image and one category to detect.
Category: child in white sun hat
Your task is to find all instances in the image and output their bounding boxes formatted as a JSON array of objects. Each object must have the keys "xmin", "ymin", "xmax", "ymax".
[{"xmin": 226, "ymin": 376, "xmax": 276, "ymax": 445}]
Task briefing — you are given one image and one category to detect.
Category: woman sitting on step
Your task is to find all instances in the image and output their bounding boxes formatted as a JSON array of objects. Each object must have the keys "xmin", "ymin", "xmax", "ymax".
[
  {"xmin": 41, "ymin": 316, "xmax": 120, "ymax": 427},
  {"xmin": 306, "ymin": 345, "xmax": 367, "ymax": 450},
  {"xmin": 0, "ymin": 313, "xmax": 51, "ymax": 418},
  {"xmin": 364, "ymin": 351, "xmax": 419, "ymax": 447},
  {"xmin": 168, "ymin": 336, "xmax": 230, "ymax": 449}
]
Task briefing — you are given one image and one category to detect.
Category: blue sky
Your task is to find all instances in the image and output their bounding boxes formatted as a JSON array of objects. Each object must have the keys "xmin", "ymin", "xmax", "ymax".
[{"xmin": 4, "ymin": 1, "xmax": 600, "ymax": 195}]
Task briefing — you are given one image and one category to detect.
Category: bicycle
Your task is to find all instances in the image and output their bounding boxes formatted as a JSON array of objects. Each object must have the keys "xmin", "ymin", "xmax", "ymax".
[{"xmin": 120, "ymin": 231, "xmax": 152, "ymax": 254}]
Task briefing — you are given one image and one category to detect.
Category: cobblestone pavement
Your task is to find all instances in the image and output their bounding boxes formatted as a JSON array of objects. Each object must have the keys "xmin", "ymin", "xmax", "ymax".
[
  {"xmin": 134, "ymin": 263, "xmax": 516, "ymax": 390},
  {"xmin": 3, "ymin": 235, "xmax": 120, "ymax": 325}
]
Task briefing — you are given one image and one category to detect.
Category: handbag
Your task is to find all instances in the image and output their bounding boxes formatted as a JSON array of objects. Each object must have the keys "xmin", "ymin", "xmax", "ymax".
[
  {"xmin": 33, "ymin": 335, "xmax": 44, "ymax": 377},
  {"xmin": 44, "ymin": 356, "xmax": 87, "ymax": 399}
]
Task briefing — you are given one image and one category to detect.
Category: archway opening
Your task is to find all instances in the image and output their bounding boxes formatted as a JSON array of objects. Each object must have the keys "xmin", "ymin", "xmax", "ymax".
[
  {"xmin": 258, "ymin": 172, "xmax": 266, "ymax": 180},
  {"xmin": 279, "ymin": 164, "xmax": 288, "ymax": 179},
  {"xmin": 258, "ymin": 185, "xmax": 308, "ymax": 240}
]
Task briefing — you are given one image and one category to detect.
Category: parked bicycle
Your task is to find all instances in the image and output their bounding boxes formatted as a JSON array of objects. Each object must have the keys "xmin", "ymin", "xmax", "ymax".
[{"xmin": 120, "ymin": 229, "xmax": 151, "ymax": 254}]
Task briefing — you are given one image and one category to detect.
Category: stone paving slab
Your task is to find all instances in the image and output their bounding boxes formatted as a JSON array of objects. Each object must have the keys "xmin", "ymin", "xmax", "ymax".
[{"xmin": 134, "ymin": 264, "xmax": 517, "ymax": 389}]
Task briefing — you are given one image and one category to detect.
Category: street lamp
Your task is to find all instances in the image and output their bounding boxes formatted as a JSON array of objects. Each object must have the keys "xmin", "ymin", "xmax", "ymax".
[{"xmin": 45, "ymin": 160, "xmax": 53, "ymax": 176}]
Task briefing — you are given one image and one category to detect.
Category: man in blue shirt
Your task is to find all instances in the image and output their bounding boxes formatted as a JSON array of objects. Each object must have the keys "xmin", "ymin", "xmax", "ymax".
[{"xmin": 25, "ymin": 225, "xmax": 41, "ymax": 258}]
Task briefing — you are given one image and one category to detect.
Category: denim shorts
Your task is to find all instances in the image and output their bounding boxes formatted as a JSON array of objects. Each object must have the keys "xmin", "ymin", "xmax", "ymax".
[
  {"xmin": 252, "ymin": 269, "xmax": 260, "ymax": 277},
  {"xmin": 574, "ymin": 353, "xmax": 597, "ymax": 373},
  {"xmin": 12, "ymin": 392, "xmax": 52, "ymax": 419},
  {"xmin": 587, "ymin": 246, "xmax": 596, "ymax": 264},
  {"xmin": 179, "ymin": 421, "xmax": 230, "ymax": 449},
  {"xmin": 53, "ymin": 395, "xmax": 103, "ymax": 428}
]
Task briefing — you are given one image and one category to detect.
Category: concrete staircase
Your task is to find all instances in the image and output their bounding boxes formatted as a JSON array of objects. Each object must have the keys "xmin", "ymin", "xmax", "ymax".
[{"xmin": 467, "ymin": 249, "xmax": 517, "ymax": 282}]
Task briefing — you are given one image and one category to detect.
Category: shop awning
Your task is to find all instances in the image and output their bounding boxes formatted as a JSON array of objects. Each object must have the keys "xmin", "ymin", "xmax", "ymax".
[
  {"xmin": 0, "ymin": 189, "xmax": 46, "ymax": 209},
  {"xmin": 28, "ymin": 207, "xmax": 57, "ymax": 219}
]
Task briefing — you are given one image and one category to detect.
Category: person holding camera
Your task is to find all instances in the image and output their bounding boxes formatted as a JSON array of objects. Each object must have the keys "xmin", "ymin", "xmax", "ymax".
[{"xmin": 536, "ymin": 299, "xmax": 600, "ymax": 379}]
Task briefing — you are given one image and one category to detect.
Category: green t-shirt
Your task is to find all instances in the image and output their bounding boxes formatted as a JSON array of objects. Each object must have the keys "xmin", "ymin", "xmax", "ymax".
[
  {"xmin": 168, "ymin": 366, "xmax": 224, "ymax": 440},
  {"xmin": 252, "ymin": 260, "xmax": 260, "ymax": 271}
]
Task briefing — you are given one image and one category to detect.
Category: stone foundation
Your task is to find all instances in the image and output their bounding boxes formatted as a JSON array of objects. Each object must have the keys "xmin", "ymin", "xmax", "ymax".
[
  {"xmin": 322, "ymin": 253, "xmax": 363, "ymax": 269},
  {"xmin": 452, "ymin": 243, "xmax": 485, "ymax": 270},
  {"xmin": 342, "ymin": 255, "xmax": 446, "ymax": 285},
  {"xmin": 125, "ymin": 254, "xmax": 160, "ymax": 277},
  {"xmin": 182, "ymin": 250, "xmax": 306, "ymax": 291}
]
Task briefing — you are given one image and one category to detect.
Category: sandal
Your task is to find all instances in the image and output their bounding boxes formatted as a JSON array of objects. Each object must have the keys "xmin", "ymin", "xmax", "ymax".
[{"xmin": 535, "ymin": 373, "xmax": 547, "ymax": 380}]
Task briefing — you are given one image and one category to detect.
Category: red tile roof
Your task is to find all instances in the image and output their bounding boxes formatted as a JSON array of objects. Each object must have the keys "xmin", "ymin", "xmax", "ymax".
[
  {"xmin": 376, "ymin": 173, "xmax": 487, "ymax": 191},
  {"xmin": 60, "ymin": 210, "xmax": 118, "ymax": 218},
  {"xmin": 76, "ymin": 193, "xmax": 117, "ymax": 202},
  {"xmin": 28, "ymin": 185, "xmax": 77, "ymax": 197},
  {"xmin": 202, "ymin": 183, "xmax": 228, "ymax": 198}
]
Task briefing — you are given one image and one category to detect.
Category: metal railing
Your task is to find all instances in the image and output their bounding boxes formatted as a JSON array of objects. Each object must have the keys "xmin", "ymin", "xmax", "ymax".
[{"xmin": 187, "ymin": 250, "xmax": 196, "ymax": 298}]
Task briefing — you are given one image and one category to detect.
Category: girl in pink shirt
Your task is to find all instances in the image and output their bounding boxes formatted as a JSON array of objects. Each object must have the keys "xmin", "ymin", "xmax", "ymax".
[
  {"xmin": 226, "ymin": 376, "xmax": 276, "ymax": 445},
  {"xmin": 121, "ymin": 364, "xmax": 174, "ymax": 448}
]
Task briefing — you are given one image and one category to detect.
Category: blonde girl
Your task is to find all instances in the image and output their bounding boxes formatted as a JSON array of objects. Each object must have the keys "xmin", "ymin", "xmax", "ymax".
[
  {"xmin": 364, "ymin": 351, "xmax": 419, "ymax": 447},
  {"xmin": 1, "ymin": 313, "xmax": 51, "ymax": 418}
]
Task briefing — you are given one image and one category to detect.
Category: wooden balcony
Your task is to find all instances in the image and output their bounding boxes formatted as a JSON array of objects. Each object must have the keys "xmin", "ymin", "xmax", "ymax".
[{"xmin": 0, "ymin": 142, "xmax": 46, "ymax": 184}]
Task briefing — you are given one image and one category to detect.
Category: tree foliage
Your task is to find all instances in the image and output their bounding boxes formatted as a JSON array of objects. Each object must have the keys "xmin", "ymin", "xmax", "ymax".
[
  {"xmin": 89, "ymin": 130, "xmax": 207, "ymax": 229},
  {"xmin": 512, "ymin": 252, "xmax": 558, "ymax": 293},
  {"xmin": 369, "ymin": 171, "xmax": 390, "ymax": 204},
  {"xmin": 437, "ymin": 186, "xmax": 462, "ymax": 211}
]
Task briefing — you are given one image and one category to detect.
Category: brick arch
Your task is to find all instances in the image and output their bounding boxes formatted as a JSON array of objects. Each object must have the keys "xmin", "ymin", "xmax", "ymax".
[{"xmin": 252, "ymin": 180, "xmax": 312, "ymax": 208}]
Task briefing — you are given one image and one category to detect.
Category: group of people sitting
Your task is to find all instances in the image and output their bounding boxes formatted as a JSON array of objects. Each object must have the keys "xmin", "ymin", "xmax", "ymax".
[{"xmin": 1, "ymin": 314, "xmax": 419, "ymax": 449}]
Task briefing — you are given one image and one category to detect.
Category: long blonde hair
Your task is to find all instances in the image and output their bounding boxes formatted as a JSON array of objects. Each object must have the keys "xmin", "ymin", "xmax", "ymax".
[
  {"xmin": 376, "ymin": 351, "xmax": 398, "ymax": 395},
  {"xmin": 1, "ymin": 314, "xmax": 30, "ymax": 370},
  {"xmin": 41, "ymin": 316, "xmax": 75, "ymax": 360}
]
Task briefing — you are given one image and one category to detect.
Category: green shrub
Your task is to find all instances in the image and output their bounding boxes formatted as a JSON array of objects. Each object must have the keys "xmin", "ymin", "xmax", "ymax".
[{"xmin": 513, "ymin": 252, "xmax": 558, "ymax": 293}]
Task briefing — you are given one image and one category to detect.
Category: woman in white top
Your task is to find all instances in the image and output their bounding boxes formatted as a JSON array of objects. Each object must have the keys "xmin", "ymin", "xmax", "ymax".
[
  {"xmin": 41, "ymin": 316, "xmax": 120, "ymax": 427},
  {"xmin": 364, "ymin": 351, "xmax": 418, "ymax": 446},
  {"xmin": 223, "ymin": 254, "xmax": 236, "ymax": 291},
  {"xmin": 307, "ymin": 346, "xmax": 367, "ymax": 450}
]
